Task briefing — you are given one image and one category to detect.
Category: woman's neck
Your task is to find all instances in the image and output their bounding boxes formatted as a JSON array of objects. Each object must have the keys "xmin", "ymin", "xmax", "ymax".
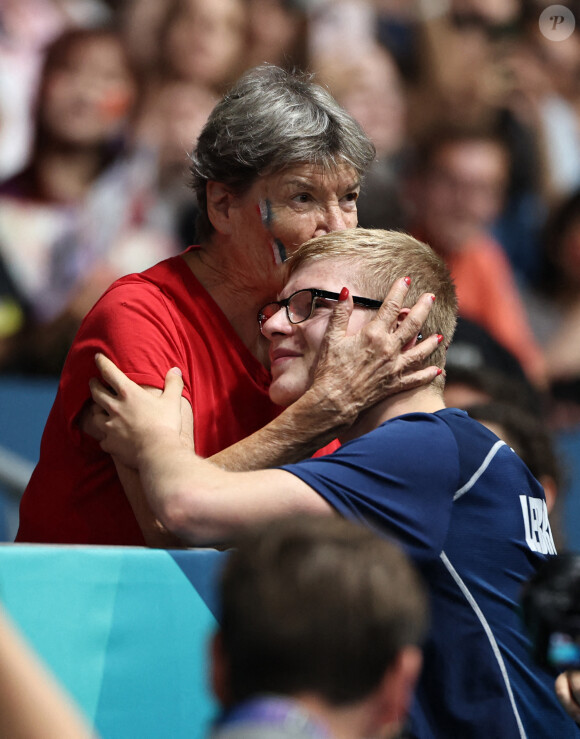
[{"xmin": 182, "ymin": 242, "xmax": 285, "ymax": 366}]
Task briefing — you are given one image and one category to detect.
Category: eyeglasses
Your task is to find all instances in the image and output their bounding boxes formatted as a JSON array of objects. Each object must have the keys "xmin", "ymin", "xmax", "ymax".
[{"xmin": 258, "ymin": 288, "xmax": 383, "ymax": 333}]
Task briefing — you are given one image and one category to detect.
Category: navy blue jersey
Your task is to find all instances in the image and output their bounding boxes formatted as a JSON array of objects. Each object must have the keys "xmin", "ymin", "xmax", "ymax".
[{"xmin": 282, "ymin": 408, "xmax": 579, "ymax": 738}]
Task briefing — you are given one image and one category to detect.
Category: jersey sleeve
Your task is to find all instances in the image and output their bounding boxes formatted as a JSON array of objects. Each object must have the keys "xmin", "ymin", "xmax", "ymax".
[
  {"xmin": 60, "ymin": 279, "xmax": 193, "ymax": 444},
  {"xmin": 282, "ymin": 413, "xmax": 460, "ymax": 562}
]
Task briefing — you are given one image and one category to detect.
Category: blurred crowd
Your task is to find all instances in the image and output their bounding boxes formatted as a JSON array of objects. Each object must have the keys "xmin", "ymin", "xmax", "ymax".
[{"xmin": 2, "ymin": 0, "xmax": 580, "ymax": 541}]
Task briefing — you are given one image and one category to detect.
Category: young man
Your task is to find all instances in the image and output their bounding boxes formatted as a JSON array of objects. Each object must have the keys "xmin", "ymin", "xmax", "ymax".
[
  {"xmin": 90, "ymin": 228, "xmax": 578, "ymax": 737},
  {"xmin": 210, "ymin": 515, "xmax": 427, "ymax": 739}
]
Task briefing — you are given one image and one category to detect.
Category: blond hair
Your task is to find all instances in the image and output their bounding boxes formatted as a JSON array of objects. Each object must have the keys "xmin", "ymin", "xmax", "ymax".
[{"xmin": 287, "ymin": 228, "xmax": 457, "ymax": 380}]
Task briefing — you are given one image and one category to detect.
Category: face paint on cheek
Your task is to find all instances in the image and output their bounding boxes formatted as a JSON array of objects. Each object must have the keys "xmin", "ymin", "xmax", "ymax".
[{"xmin": 258, "ymin": 199, "xmax": 289, "ymax": 265}]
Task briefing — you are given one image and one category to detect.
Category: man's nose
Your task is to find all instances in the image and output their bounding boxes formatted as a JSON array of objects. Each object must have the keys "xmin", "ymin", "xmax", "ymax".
[{"xmin": 261, "ymin": 308, "xmax": 293, "ymax": 338}]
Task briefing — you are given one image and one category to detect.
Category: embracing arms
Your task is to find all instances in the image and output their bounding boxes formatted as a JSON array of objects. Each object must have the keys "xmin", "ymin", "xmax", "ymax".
[
  {"xmin": 91, "ymin": 357, "xmax": 332, "ymax": 545},
  {"xmin": 85, "ymin": 278, "xmax": 439, "ymax": 544},
  {"xmin": 190, "ymin": 278, "xmax": 440, "ymax": 470}
]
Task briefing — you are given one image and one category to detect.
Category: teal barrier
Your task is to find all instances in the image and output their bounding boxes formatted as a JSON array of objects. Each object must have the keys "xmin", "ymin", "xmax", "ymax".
[{"xmin": 0, "ymin": 545, "xmax": 226, "ymax": 738}]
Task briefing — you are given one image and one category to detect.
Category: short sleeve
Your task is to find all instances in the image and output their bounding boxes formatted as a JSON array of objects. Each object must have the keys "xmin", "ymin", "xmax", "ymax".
[{"xmin": 60, "ymin": 280, "xmax": 194, "ymax": 444}]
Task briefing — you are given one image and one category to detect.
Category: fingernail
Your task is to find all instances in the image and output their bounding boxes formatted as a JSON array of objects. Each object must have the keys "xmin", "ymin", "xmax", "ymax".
[
  {"xmin": 339, "ymin": 287, "xmax": 349, "ymax": 301},
  {"xmin": 171, "ymin": 367, "xmax": 182, "ymax": 376},
  {"xmin": 431, "ymin": 295, "xmax": 436, "ymax": 302},
  {"xmin": 436, "ymin": 368, "xmax": 443, "ymax": 376},
  {"xmin": 404, "ymin": 276, "xmax": 411, "ymax": 286},
  {"xmin": 437, "ymin": 334, "xmax": 443, "ymax": 344}
]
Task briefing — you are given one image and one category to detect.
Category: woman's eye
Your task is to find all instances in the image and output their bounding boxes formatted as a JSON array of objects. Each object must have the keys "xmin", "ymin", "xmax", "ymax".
[
  {"xmin": 343, "ymin": 191, "xmax": 359, "ymax": 203},
  {"xmin": 293, "ymin": 193, "xmax": 311, "ymax": 204}
]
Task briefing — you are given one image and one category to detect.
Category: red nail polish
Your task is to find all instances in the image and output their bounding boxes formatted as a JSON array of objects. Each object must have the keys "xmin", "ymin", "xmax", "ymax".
[
  {"xmin": 404, "ymin": 276, "xmax": 411, "ymax": 286},
  {"xmin": 339, "ymin": 287, "xmax": 349, "ymax": 301},
  {"xmin": 437, "ymin": 334, "xmax": 444, "ymax": 344},
  {"xmin": 431, "ymin": 295, "xmax": 436, "ymax": 302},
  {"xmin": 436, "ymin": 368, "xmax": 443, "ymax": 376}
]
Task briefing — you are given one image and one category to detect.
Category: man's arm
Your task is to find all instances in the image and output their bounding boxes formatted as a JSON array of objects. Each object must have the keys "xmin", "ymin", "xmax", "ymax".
[
  {"xmin": 91, "ymin": 360, "xmax": 331, "ymax": 545},
  {"xmin": 80, "ymin": 385, "xmax": 193, "ymax": 548}
]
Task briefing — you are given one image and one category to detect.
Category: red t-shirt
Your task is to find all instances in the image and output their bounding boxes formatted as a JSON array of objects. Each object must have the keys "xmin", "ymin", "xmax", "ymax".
[{"xmin": 16, "ymin": 251, "xmax": 283, "ymax": 545}]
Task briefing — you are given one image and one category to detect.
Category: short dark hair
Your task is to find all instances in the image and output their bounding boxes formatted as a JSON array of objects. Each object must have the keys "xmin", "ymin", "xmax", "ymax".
[
  {"xmin": 218, "ymin": 515, "xmax": 428, "ymax": 706},
  {"xmin": 190, "ymin": 65, "xmax": 376, "ymax": 242}
]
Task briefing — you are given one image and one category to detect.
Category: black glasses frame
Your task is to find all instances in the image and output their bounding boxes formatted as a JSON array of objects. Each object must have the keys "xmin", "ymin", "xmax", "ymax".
[{"xmin": 258, "ymin": 288, "xmax": 383, "ymax": 331}]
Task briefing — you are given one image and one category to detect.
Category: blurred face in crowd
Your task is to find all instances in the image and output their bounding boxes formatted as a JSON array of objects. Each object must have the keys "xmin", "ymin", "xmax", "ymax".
[
  {"xmin": 419, "ymin": 139, "xmax": 509, "ymax": 253},
  {"xmin": 39, "ymin": 35, "xmax": 136, "ymax": 147},
  {"xmin": 331, "ymin": 48, "xmax": 406, "ymax": 160},
  {"xmin": 163, "ymin": 0, "xmax": 246, "ymax": 90}
]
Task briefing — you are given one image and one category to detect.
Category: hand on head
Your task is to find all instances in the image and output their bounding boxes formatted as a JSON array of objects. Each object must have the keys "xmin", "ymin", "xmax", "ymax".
[{"xmin": 311, "ymin": 277, "xmax": 442, "ymax": 425}]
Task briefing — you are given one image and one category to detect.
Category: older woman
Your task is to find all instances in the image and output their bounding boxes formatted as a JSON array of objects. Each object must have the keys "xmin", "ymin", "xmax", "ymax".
[{"xmin": 16, "ymin": 66, "xmax": 439, "ymax": 546}]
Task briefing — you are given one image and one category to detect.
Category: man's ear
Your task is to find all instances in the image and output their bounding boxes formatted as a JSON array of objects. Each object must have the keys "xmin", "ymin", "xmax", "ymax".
[
  {"xmin": 209, "ymin": 631, "xmax": 232, "ymax": 708},
  {"xmin": 206, "ymin": 181, "xmax": 237, "ymax": 235},
  {"xmin": 373, "ymin": 645, "xmax": 423, "ymax": 735},
  {"xmin": 397, "ymin": 307, "xmax": 421, "ymax": 350}
]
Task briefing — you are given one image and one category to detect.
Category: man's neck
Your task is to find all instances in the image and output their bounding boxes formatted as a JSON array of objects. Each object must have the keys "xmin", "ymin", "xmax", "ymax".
[{"xmin": 339, "ymin": 386, "xmax": 446, "ymax": 444}]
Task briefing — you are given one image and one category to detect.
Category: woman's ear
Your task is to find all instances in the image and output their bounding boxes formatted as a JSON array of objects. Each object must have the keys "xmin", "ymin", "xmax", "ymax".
[{"xmin": 206, "ymin": 181, "xmax": 236, "ymax": 235}]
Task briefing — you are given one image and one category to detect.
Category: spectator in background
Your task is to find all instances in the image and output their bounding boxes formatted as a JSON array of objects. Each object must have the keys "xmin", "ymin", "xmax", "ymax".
[
  {"xmin": 245, "ymin": 0, "xmax": 309, "ymax": 72},
  {"xmin": 126, "ymin": 0, "xmax": 249, "ymax": 248},
  {"xmin": 406, "ymin": 124, "xmax": 547, "ymax": 387},
  {"xmin": 0, "ymin": 25, "xmax": 178, "ymax": 375},
  {"xmin": 0, "ymin": 0, "xmax": 111, "ymax": 180},
  {"xmin": 526, "ymin": 189, "xmax": 580, "ymax": 411},
  {"xmin": 317, "ymin": 42, "xmax": 409, "ymax": 230},
  {"xmin": 210, "ymin": 515, "xmax": 427, "ymax": 739}
]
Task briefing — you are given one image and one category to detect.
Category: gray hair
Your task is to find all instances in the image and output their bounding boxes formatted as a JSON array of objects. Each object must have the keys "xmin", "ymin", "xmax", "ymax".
[{"xmin": 190, "ymin": 65, "xmax": 376, "ymax": 242}]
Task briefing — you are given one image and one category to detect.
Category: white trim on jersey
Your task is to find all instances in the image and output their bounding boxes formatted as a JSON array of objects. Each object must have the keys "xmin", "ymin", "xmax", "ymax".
[
  {"xmin": 453, "ymin": 440, "xmax": 506, "ymax": 501},
  {"xmin": 440, "ymin": 551, "xmax": 527, "ymax": 739}
]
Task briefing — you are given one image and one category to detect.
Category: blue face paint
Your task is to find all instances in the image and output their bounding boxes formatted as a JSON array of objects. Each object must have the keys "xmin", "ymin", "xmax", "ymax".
[
  {"xmin": 259, "ymin": 198, "xmax": 289, "ymax": 264},
  {"xmin": 272, "ymin": 238, "xmax": 287, "ymax": 264}
]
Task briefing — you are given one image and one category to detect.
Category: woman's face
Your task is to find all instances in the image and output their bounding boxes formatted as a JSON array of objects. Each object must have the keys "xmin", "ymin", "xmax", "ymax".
[
  {"xmin": 164, "ymin": 0, "xmax": 246, "ymax": 89},
  {"xmin": 221, "ymin": 162, "xmax": 360, "ymax": 269},
  {"xmin": 39, "ymin": 36, "xmax": 136, "ymax": 146}
]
